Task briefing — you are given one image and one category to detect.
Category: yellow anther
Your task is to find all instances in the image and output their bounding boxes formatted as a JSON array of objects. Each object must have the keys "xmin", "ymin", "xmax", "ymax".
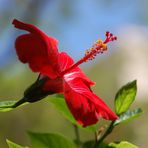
[
  {"xmin": 97, "ymin": 39, "xmax": 107, "ymax": 51},
  {"xmin": 101, "ymin": 43, "xmax": 107, "ymax": 51},
  {"xmin": 97, "ymin": 39, "xmax": 103, "ymax": 44}
]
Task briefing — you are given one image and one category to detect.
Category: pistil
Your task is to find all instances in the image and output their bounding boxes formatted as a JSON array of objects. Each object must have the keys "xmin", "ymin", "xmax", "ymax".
[{"xmin": 60, "ymin": 32, "xmax": 117, "ymax": 76}]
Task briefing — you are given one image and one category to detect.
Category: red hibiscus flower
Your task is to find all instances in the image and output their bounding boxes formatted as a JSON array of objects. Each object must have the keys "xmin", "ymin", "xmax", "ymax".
[{"xmin": 12, "ymin": 19, "xmax": 118, "ymax": 127}]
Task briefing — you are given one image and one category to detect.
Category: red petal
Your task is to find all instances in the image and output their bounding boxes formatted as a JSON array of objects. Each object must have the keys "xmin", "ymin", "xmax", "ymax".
[
  {"xmin": 42, "ymin": 76, "xmax": 63, "ymax": 93},
  {"xmin": 13, "ymin": 19, "xmax": 59, "ymax": 78},
  {"xmin": 64, "ymin": 76, "xmax": 118, "ymax": 127},
  {"xmin": 58, "ymin": 52, "xmax": 95, "ymax": 86}
]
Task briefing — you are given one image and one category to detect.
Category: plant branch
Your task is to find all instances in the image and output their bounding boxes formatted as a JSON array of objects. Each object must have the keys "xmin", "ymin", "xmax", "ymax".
[
  {"xmin": 73, "ymin": 124, "xmax": 81, "ymax": 148},
  {"xmin": 93, "ymin": 121, "xmax": 115, "ymax": 148}
]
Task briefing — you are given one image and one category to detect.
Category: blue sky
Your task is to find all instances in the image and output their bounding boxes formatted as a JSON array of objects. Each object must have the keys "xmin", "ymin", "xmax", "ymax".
[{"xmin": 0, "ymin": 0, "xmax": 145, "ymax": 68}]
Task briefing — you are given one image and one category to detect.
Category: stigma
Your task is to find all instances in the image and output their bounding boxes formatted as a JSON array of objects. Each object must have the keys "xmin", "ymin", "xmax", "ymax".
[{"xmin": 82, "ymin": 31, "xmax": 117, "ymax": 62}]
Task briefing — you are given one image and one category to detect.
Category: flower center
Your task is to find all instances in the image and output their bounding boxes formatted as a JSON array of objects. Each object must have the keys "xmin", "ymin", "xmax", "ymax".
[{"xmin": 60, "ymin": 31, "xmax": 117, "ymax": 76}]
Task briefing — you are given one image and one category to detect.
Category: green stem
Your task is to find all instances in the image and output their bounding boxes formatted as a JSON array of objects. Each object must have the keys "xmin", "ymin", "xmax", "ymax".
[
  {"xmin": 12, "ymin": 97, "xmax": 27, "ymax": 108},
  {"xmin": 93, "ymin": 121, "xmax": 115, "ymax": 148},
  {"xmin": 73, "ymin": 124, "xmax": 81, "ymax": 148}
]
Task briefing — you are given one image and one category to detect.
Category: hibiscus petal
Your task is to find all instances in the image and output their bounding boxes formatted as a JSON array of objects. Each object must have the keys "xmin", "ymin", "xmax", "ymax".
[
  {"xmin": 64, "ymin": 76, "xmax": 118, "ymax": 127},
  {"xmin": 58, "ymin": 52, "xmax": 95, "ymax": 86},
  {"xmin": 42, "ymin": 77, "xmax": 63, "ymax": 93},
  {"xmin": 12, "ymin": 19, "xmax": 59, "ymax": 78}
]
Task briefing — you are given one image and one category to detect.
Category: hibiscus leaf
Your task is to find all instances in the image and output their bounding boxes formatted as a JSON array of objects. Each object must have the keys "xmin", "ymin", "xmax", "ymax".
[
  {"xmin": 6, "ymin": 139, "xmax": 28, "ymax": 148},
  {"xmin": 47, "ymin": 95, "xmax": 97, "ymax": 132},
  {"xmin": 108, "ymin": 141, "xmax": 138, "ymax": 148},
  {"xmin": 0, "ymin": 101, "xmax": 17, "ymax": 112},
  {"xmin": 115, "ymin": 80, "xmax": 137, "ymax": 115},
  {"xmin": 84, "ymin": 124, "xmax": 97, "ymax": 132},
  {"xmin": 48, "ymin": 95, "xmax": 76, "ymax": 123},
  {"xmin": 113, "ymin": 108, "xmax": 143, "ymax": 126},
  {"xmin": 0, "ymin": 100, "xmax": 28, "ymax": 112},
  {"xmin": 28, "ymin": 132, "xmax": 76, "ymax": 148}
]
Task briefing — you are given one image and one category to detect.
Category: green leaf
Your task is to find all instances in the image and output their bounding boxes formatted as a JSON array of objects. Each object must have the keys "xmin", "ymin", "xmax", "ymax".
[
  {"xmin": 0, "ymin": 101, "xmax": 16, "ymax": 112},
  {"xmin": 47, "ymin": 95, "xmax": 97, "ymax": 132},
  {"xmin": 114, "ymin": 108, "xmax": 143, "ymax": 126},
  {"xmin": 28, "ymin": 132, "xmax": 76, "ymax": 148},
  {"xmin": 115, "ymin": 80, "xmax": 137, "ymax": 115},
  {"xmin": 108, "ymin": 141, "xmax": 138, "ymax": 148},
  {"xmin": 6, "ymin": 139, "xmax": 28, "ymax": 148},
  {"xmin": 48, "ymin": 95, "xmax": 76, "ymax": 123},
  {"xmin": 0, "ymin": 100, "xmax": 28, "ymax": 112},
  {"xmin": 84, "ymin": 124, "xmax": 97, "ymax": 132}
]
